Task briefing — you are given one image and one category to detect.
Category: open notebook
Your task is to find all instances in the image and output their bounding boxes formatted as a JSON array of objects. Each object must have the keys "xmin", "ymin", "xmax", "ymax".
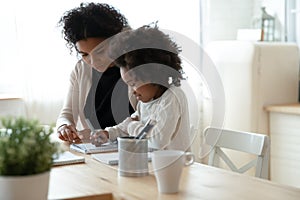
[
  {"xmin": 53, "ymin": 151, "xmax": 85, "ymax": 166},
  {"xmin": 70, "ymin": 142, "xmax": 118, "ymax": 154},
  {"xmin": 92, "ymin": 152, "xmax": 152, "ymax": 165}
]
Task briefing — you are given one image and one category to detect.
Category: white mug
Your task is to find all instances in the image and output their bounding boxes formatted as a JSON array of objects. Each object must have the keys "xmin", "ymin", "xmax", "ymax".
[{"xmin": 152, "ymin": 150, "xmax": 194, "ymax": 193}]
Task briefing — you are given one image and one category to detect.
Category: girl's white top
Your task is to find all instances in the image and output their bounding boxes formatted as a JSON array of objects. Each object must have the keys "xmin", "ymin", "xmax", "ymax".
[{"xmin": 106, "ymin": 85, "xmax": 191, "ymax": 151}]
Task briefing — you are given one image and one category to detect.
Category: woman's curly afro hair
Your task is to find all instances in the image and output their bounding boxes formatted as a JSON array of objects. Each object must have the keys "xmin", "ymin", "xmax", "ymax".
[{"xmin": 58, "ymin": 2, "xmax": 128, "ymax": 53}]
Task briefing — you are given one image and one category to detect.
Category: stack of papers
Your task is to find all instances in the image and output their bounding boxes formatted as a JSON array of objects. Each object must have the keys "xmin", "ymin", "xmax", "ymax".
[{"xmin": 53, "ymin": 151, "xmax": 85, "ymax": 166}]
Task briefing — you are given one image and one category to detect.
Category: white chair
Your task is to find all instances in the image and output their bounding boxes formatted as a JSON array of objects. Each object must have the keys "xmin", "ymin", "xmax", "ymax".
[{"xmin": 204, "ymin": 127, "xmax": 270, "ymax": 179}]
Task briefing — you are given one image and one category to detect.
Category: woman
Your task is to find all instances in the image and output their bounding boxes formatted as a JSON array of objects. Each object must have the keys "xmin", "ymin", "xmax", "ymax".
[{"xmin": 56, "ymin": 2, "xmax": 135, "ymax": 143}]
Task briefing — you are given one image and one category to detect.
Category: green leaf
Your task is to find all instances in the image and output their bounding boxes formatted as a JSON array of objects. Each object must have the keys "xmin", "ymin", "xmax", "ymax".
[{"xmin": 0, "ymin": 116, "xmax": 59, "ymax": 176}]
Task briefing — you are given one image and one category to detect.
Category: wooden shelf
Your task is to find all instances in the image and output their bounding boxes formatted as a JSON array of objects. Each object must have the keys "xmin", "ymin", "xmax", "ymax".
[
  {"xmin": 265, "ymin": 103, "xmax": 300, "ymax": 115},
  {"xmin": 0, "ymin": 94, "xmax": 23, "ymax": 100}
]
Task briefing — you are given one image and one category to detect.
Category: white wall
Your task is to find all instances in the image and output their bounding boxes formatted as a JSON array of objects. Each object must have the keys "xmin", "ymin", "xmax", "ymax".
[
  {"xmin": 205, "ymin": 0, "xmax": 297, "ymax": 43},
  {"xmin": 205, "ymin": 0, "xmax": 254, "ymax": 42}
]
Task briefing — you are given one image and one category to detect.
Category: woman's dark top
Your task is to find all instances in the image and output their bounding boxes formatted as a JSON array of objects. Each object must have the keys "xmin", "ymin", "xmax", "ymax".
[{"xmin": 84, "ymin": 67, "xmax": 134, "ymax": 129}]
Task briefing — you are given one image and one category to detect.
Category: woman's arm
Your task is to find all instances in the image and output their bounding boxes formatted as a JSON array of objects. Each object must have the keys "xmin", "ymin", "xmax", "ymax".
[{"xmin": 56, "ymin": 62, "xmax": 87, "ymax": 142}]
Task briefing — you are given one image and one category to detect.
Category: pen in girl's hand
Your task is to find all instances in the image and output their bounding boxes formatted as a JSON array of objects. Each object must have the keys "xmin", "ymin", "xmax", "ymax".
[{"xmin": 135, "ymin": 119, "xmax": 156, "ymax": 140}]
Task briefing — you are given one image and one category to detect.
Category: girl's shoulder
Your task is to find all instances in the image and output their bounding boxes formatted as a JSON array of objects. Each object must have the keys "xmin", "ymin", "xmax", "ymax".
[
  {"xmin": 163, "ymin": 86, "xmax": 188, "ymax": 104},
  {"xmin": 165, "ymin": 86, "xmax": 186, "ymax": 98}
]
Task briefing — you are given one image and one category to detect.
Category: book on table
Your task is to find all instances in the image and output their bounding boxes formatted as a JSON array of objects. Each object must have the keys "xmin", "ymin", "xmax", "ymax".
[
  {"xmin": 53, "ymin": 151, "xmax": 85, "ymax": 166},
  {"xmin": 92, "ymin": 152, "xmax": 152, "ymax": 166},
  {"xmin": 70, "ymin": 142, "xmax": 118, "ymax": 154}
]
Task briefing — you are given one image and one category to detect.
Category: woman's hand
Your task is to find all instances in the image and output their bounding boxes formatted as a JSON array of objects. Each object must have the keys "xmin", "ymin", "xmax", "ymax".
[
  {"xmin": 90, "ymin": 130, "xmax": 109, "ymax": 146},
  {"xmin": 57, "ymin": 124, "xmax": 80, "ymax": 143}
]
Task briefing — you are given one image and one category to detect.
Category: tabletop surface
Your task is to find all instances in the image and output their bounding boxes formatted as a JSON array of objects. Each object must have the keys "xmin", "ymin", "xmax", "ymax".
[{"xmin": 48, "ymin": 143, "xmax": 300, "ymax": 200}]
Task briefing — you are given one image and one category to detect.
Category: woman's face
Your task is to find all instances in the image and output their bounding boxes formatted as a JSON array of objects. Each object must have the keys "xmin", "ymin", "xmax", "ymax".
[
  {"xmin": 120, "ymin": 67, "xmax": 162, "ymax": 103},
  {"xmin": 76, "ymin": 37, "xmax": 113, "ymax": 72}
]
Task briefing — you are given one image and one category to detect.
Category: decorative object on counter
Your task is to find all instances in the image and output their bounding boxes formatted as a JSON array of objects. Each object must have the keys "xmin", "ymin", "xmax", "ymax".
[
  {"xmin": 0, "ymin": 117, "xmax": 59, "ymax": 200},
  {"xmin": 252, "ymin": 7, "xmax": 276, "ymax": 42},
  {"xmin": 260, "ymin": 7, "xmax": 275, "ymax": 41}
]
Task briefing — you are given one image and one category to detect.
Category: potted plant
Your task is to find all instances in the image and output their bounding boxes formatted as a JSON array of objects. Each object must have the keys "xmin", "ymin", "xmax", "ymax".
[{"xmin": 0, "ymin": 116, "xmax": 59, "ymax": 200}]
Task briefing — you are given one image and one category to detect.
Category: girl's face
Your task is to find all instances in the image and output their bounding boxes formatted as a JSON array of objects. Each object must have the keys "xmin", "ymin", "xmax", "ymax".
[
  {"xmin": 76, "ymin": 37, "xmax": 113, "ymax": 72},
  {"xmin": 120, "ymin": 67, "xmax": 163, "ymax": 103}
]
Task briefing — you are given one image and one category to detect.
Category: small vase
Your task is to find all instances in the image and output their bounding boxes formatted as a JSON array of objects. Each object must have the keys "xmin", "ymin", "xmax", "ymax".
[{"xmin": 0, "ymin": 171, "xmax": 50, "ymax": 200}]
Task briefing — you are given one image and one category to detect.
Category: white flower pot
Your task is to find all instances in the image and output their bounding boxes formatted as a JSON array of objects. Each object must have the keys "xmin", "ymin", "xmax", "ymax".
[{"xmin": 0, "ymin": 171, "xmax": 50, "ymax": 200}]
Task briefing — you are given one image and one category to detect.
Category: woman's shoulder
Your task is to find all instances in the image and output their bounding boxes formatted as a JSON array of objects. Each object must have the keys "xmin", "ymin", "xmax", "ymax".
[
  {"xmin": 71, "ymin": 60, "xmax": 92, "ymax": 78},
  {"xmin": 74, "ymin": 60, "xmax": 91, "ymax": 73}
]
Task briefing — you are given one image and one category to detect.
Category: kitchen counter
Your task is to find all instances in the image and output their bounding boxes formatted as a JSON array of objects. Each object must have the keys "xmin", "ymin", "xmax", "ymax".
[
  {"xmin": 265, "ymin": 103, "xmax": 300, "ymax": 188},
  {"xmin": 265, "ymin": 103, "xmax": 300, "ymax": 115}
]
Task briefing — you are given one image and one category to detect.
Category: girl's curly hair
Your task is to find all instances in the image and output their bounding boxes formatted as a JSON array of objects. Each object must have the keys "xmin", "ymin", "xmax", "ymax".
[
  {"xmin": 109, "ymin": 24, "xmax": 184, "ymax": 87},
  {"xmin": 58, "ymin": 2, "xmax": 128, "ymax": 53}
]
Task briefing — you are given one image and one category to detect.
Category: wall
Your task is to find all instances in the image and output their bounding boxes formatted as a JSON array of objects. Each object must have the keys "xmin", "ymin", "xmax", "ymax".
[
  {"xmin": 205, "ymin": 0, "xmax": 297, "ymax": 44},
  {"xmin": 204, "ymin": 0, "xmax": 254, "ymax": 42}
]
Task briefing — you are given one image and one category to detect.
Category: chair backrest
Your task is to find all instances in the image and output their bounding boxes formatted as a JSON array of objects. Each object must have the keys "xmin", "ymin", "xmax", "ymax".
[{"xmin": 204, "ymin": 127, "xmax": 270, "ymax": 179}]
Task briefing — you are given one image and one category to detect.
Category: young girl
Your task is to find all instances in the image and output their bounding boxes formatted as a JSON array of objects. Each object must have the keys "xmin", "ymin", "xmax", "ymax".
[{"xmin": 89, "ymin": 25, "xmax": 191, "ymax": 151}]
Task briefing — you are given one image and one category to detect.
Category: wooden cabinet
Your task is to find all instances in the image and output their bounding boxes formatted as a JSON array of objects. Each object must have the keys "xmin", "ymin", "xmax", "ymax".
[{"xmin": 266, "ymin": 104, "xmax": 300, "ymax": 188}]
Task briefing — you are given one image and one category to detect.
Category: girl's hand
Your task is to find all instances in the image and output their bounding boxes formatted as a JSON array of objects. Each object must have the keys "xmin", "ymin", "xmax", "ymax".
[
  {"xmin": 77, "ymin": 129, "xmax": 92, "ymax": 143},
  {"xmin": 90, "ymin": 130, "xmax": 109, "ymax": 146},
  {"xmin": 131, "ymin": 116, "xmax": 139, "ymax": 121}
]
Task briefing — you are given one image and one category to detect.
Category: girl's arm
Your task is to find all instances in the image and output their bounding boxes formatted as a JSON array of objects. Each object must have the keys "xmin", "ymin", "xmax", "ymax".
[{"xmin": 127, "ymin": 89, "xmax": 184, "ymax": 149}]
